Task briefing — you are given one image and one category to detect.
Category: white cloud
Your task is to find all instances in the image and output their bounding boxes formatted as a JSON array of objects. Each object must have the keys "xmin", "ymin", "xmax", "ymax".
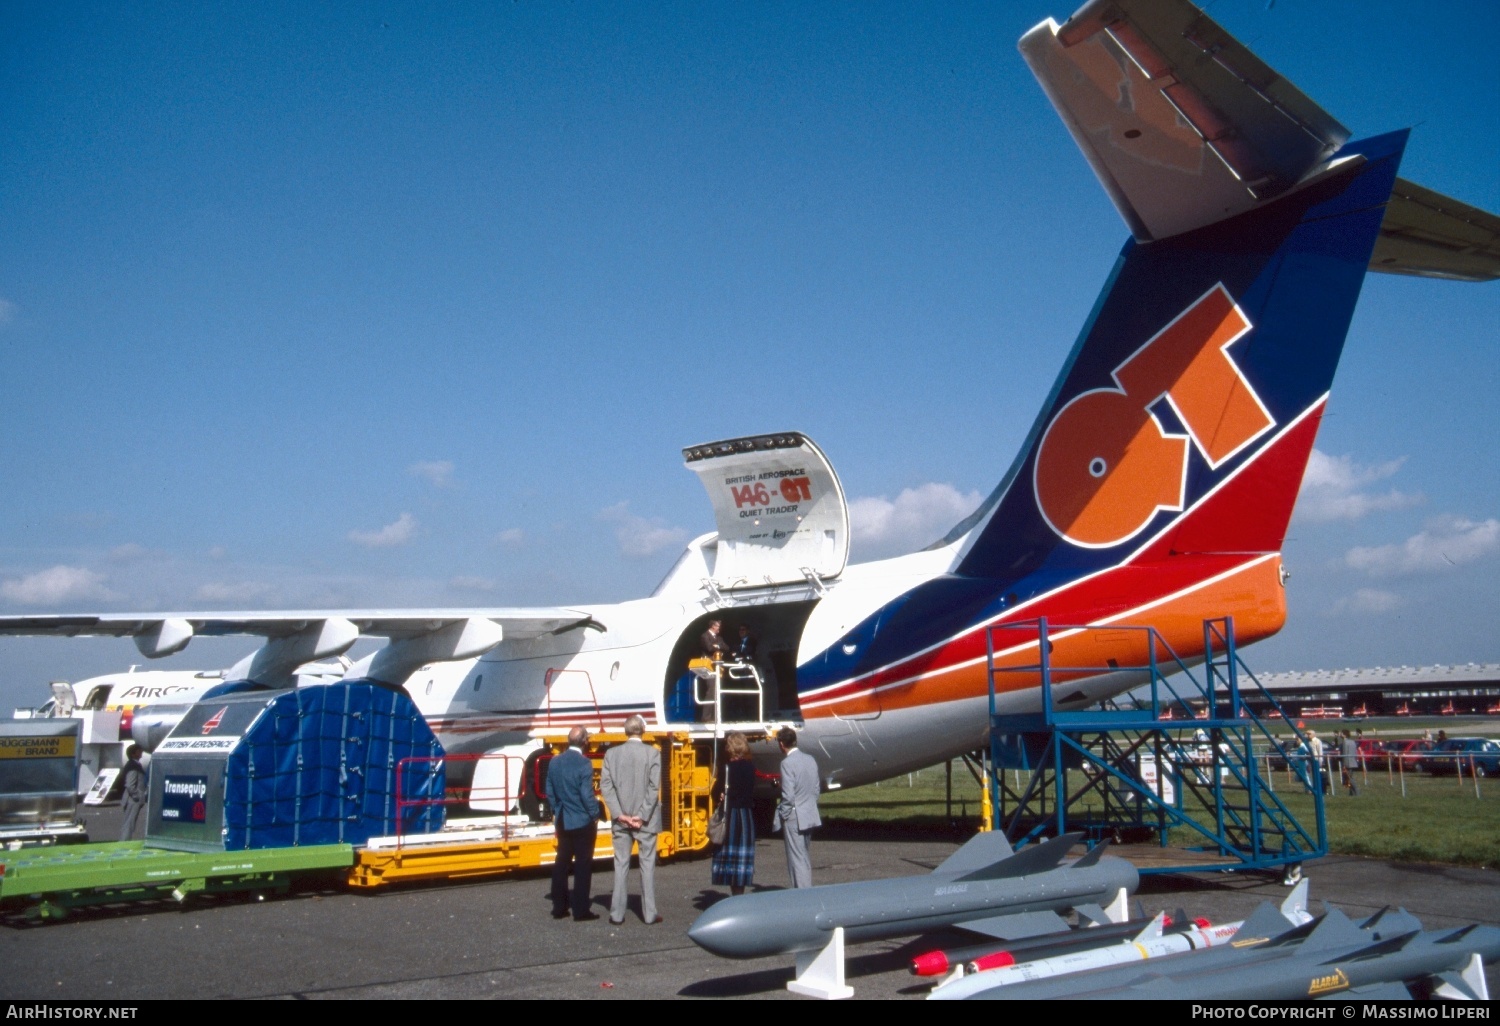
[
  {"xmin": 195, "ymin": 581, "xmax": 274, "ymax": 604},
  {"xmin": 598, "ymin": 502, "xmax": 688, "ymax": 558},
  {"xmin": 450, "ymin": 575, "xmax": 498, "ymax": 592},
  {"xmin": 107, "ymin": 543, "xmax": 151, "ymax": 563},
  {"xmin": 1344, "ymin": 515, "xmax": 1500, "ymax": 577},
  {"xmin": 848, "ymin": 483, "xmax": 982, "ymax": 556},
  {"xmin": 1295, "ymin": 450, "xmax": 1422, "ymax": 522},
  {"xmin": 494, "ymin": 528, "xmax": 525, "ymax": 547},
  {"xmin": 349, "ymin": 512, "xmax": 418, "ymax": 548},
  {"xmin": 1327, "ymin": 588, "xmax": 1400, "ymax": 616},
  {"xmin": 1, "ymin": 566, "xmax": 118, "ymax": 606},
  {"xmin": 408, "ymin": 460, "xmax": 455, "ymax": 488}
]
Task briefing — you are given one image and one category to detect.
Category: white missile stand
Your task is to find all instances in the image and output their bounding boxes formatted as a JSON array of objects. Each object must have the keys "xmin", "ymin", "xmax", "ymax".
[{"xmin": 787, "ymin": 927, "xmax": 855, "ymax": 1000}]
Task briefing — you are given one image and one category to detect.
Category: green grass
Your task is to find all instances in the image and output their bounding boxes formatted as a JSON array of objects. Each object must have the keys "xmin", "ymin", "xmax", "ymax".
[{"xmin": 819, "ymin": 763, "xmax": 1500, "ymax": 869}]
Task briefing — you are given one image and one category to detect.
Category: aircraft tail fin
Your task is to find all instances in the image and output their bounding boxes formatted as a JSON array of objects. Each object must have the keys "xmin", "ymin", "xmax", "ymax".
[
  {"xmin": 948, "ymin": 127, "xmax": 1409, "ymax": 587},
  {"xmin": 1070, "ymin": 837, "xmax": 1108, "ymax": 868},
  {"xmin": 956, "ymin": 831, "xmax": 1083, "ymax": 882},
  {"xmin": 1279, "ymin": 877, "xmax": 1310, "ymax": 925},
  {"xmin": 934, "ymin": 830, "xmax": 1014, "ymax": 876},
  {"xmin": 1130, "ymin": 911, "xmax": 1167, "ymax": 944},
  {"xmin": 938, "ymin": 0, "xmax": 1426, "ymax": 601},
  {"xmin": 1432, "ymin": 953, "xmax": 1490, "ymax": 1001},
  {"xmin": 1300, "ymin": 907, "xmax": 1369, "ymax": 952},
  {"xmin": 1436, "ymin": 924, "xmax": 1480, "ymax": 946},
  {"xmin": 1238, "ymin": 901, "xmax": 1313, "ymax": 947}
]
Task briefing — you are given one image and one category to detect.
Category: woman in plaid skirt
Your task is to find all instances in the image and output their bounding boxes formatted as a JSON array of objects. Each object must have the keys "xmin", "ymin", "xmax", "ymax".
[{"xmin": 711, "ymin": 731, "xmax": 756, "ymax": 894}]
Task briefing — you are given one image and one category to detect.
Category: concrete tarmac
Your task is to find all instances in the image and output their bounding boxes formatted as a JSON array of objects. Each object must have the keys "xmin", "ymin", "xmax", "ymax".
[{"xmin": 3, "ymin": 805, "xmax": 1497, "ymax": 1000}]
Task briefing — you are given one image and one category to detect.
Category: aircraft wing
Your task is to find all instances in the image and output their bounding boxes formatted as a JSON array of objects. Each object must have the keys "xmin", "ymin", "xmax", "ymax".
[
  {"xmin": 1371, "ymin": 178, "xmax": 1500, "ymax": 282},
  {"xmin": 0, "ymin": 609, "xmax": 595, "ymax": 643},
  {"xmin": 0, "ymin": 608, "xmax": 597, "ymax": 686}
]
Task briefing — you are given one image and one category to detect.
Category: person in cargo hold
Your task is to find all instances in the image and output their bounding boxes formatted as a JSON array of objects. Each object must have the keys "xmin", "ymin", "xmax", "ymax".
[
  {"xmin": 546, "ymin": 726, "xmax": 602, "ymax": 921},
  {"xmin": 600, "ymin": 715, "xmax": 663, "ymax": 925}
]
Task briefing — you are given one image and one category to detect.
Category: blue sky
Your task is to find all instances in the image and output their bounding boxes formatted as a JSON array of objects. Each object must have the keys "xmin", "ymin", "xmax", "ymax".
[{"xmin": 2, "ymin": 0, "xmax": 1496, "ymax": 713}]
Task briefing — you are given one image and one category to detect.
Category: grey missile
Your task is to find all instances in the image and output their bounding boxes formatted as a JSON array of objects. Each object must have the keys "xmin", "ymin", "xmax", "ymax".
[
  {"xmin": 687, "ymin": 830, "xmax": 1137, "ymax": 959},
  {"xmin": 958, "ymin": 904, "xmax": 1500, "ymax": 1001}
]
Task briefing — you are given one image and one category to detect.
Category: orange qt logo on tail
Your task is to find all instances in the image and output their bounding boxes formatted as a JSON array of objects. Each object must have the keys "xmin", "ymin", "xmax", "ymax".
[{"xmin": 1034, "ymin": 284, "xmax": 1272, "ymax": 548}]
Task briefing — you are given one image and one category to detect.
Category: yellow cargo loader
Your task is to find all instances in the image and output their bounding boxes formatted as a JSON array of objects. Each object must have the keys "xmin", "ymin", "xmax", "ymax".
[{"xmin": 347, "ymin": 729, "xmax": 718, "ymax": 889}]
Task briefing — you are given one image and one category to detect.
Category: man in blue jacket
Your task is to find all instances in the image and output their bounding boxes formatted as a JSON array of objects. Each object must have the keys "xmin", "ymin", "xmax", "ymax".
[{"xmin": 546, "ymin": 726, "xmax": 603, "ymax": 921}]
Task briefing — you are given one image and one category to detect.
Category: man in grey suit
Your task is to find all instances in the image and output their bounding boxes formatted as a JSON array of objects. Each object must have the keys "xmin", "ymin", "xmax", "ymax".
[
  {"xmin": 773, "ymin": 726, "xmax": 821, "ymax": 888},
  {"xmin": 600, "ymin": 715, "xmax": 663, "ymax": 924}
]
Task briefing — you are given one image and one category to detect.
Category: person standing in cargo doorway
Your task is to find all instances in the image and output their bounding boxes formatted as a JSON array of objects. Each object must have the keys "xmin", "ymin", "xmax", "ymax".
[
  {"xmin": 700, "ymin": 620, "xmax": 728, "ymax": 663},
  {"xmin": 546, "ymin": 726, "xmax": 602, "ymax": 921},
  {"xmin": 119, "ymin": 744, "xmax": 147, "ymax": 842},
  {"xmin": 696, "ymin": 619, "xmax": 729, "ymax": 723},
  {"xmin": 600, "ymin": 715, "xmax": 663, "ymax": 925}
]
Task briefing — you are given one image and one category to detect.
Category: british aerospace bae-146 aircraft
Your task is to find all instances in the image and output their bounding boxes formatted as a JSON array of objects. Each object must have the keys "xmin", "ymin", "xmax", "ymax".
[{"xmin": 7, "ymin": 0, "xmax": 1498, "ymax": 795}]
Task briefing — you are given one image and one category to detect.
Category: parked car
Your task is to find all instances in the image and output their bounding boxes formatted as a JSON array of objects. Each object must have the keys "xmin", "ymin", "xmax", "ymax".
[
  {"xmin": 1374, "ymin": 738, "xmax": 1434, "ymax": 773},
  {"xmin": 1424, "ymin": 738, "xmax": 1500, "ymax": 777}
]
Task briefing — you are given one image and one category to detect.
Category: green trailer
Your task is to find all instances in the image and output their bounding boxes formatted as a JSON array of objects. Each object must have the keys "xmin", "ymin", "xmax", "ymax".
[{"xmin": 0, "ymin": 840, "xmax": 353, "ymax": 920}]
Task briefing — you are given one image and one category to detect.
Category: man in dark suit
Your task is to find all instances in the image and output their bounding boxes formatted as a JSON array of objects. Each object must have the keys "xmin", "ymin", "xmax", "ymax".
[
  {"xmin": 696, "ymin": 620, "xmax": 729, "ymax": 724},
  {"xmin": 546, "ymin": 726, "xmax": 602, "ymax": 921},
  {"xmin": 733, "ymin": 625, "xmax": 757, "ymax": 663},
  {"xmin": 700, "ymin": 619, "xmax": 727, "ymax": 662}
]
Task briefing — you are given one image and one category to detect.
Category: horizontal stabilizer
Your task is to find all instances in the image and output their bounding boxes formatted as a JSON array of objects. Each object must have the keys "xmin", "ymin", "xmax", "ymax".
[
  {"xmin": 934, "ymin": 830, "xmax": 1015, "ymax": 876},
  {"xmin": 956, "ymin": 909, "xmax": 1071, "ymax": 941},
  {"xmin": 1021, "ymin": 0, "xmax": 1348, "ymax": 241},
  {"xmin": 1372, "ymin": 178, "xmax": 1500, "ymax": 282},
  {"xmin": 956, "ymin": 831, "xmax": 1083, "ymax": 882}
]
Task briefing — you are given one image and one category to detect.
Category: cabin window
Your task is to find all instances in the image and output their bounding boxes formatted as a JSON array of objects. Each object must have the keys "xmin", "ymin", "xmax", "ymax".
[
  {"xmin": 473, "ymin": 674, "xmax": 483, "ymax": 692},
  {"xmin": 610, "ymin": 662, "xmax": 620, "ymax": 681}
]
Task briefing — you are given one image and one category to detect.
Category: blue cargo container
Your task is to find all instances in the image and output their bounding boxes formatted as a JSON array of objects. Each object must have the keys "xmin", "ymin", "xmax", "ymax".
[{"xmin": 147, "ymin": 681, "xmax": 445, "ymax": 852}]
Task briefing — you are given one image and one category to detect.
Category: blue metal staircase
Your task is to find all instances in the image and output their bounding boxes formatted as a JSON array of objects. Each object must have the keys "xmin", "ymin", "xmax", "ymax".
[{"xmin": 985, "ymin": 617, "xmax": 1327, "ymax": 876}]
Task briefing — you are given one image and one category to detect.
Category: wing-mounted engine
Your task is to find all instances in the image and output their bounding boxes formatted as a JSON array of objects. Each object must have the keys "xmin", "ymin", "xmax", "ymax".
[{"xmin": 682, "ymin": 432, "xmax": 849, "ymax": 592}]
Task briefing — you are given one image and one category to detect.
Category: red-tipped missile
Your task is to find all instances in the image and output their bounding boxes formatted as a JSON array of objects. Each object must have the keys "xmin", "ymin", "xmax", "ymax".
[{"xmin": 910, "ymin": 913, "xmax": 1203, "ymax": 976}]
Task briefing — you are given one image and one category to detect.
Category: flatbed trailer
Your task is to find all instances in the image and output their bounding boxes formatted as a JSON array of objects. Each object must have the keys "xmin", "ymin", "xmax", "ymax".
[
  {"xmin": 0, "ymin": 840, "xmax": 354, "ymax": 920},
  {"xmin": 0, "ymin": 729, "xmax": 723, "ymax": 914}
]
